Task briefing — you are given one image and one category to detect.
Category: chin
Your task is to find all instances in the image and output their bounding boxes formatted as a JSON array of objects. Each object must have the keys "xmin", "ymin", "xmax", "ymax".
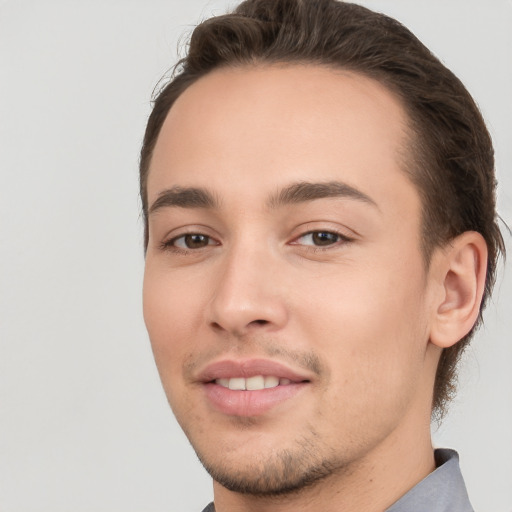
[{"xmin": 193, "ymin": 438, "xmax": 347, "ymax": 497}]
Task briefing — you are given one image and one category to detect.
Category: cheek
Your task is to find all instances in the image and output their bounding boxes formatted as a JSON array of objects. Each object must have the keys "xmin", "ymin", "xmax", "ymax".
[
  {"xmin": 142, "ymin": 266, "xmax": 202, "ymax": 372},
  {"xmin": 294, "ymin": 256, "xmax": 430, "ymax": 401},
  {"xmin": 142, "ymin": 267, "xmax": 209, "ymax": 422}
]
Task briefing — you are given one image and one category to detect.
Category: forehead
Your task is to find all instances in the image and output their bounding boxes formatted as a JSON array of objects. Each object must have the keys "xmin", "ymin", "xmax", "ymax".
[{"xmin": 148, "ymin": 64, "xmax": 417, "ymax": 215}]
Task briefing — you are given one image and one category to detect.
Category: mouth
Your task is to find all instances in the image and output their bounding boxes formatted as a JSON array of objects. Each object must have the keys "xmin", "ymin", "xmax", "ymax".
[
  {"xmin": 214, "ymin": 375, "xmax": 296, "ymax": 390},
  {"xmin": 198, "ymin": 359, "xmax": 312, "ymax": 417}
]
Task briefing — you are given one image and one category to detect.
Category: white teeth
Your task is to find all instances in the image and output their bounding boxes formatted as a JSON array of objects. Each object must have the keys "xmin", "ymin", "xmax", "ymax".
[
  {"xmin": 246, "ymin": 375, "xmax": 265, "ymax": 390},
  {"xmin": 228, "ymin": 377, "xmax": 246, "ymax": 390},
  {"xmin": 264, "ymin": 376, "xmax": 279, "ymax": 388},
  {"xmin": 215, "ymin": 375, "xmax": 291, "ymax": 390}
]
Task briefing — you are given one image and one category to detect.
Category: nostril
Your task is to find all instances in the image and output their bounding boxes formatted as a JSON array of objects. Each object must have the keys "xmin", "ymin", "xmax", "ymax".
[
  {"xmin": 209, "ymin": 318, "xmax": 270, "ymax": 333},
  {"xmin": 251, "ymin": 319, "xmax": 269, "ymax": 326}
]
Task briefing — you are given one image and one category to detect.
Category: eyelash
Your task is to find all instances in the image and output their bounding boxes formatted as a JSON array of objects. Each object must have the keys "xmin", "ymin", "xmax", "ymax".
[
  {"xmin": 160, "ymin": 229, "xmax": 353, "ymax": 254},
  {"xmin": 159, "ymin": 233, "xmax": 218, "ymax": 253},
  {"xmin": 292, "ymin": 230, "xmax": 353, "ymax": 252}
]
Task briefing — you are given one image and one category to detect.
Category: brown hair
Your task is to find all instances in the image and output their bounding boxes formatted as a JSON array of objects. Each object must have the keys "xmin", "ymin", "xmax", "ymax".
[{"xmin": 139, "ymin": 0, "xmax": 505, "ymax": 417}]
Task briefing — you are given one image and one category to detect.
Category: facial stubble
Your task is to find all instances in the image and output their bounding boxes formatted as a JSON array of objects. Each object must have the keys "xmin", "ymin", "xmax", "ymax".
[
  {"xmin": 179, "ymin": 344, "xmax": 347, "ymax": 496},
  {"xmin": 194, "ymin": 425, "xmax": 348, "ymax": 497}
]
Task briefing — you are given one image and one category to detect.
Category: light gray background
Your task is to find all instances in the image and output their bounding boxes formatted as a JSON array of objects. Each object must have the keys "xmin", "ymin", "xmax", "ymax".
[{"xmin": 0, "ymin": 1, "xmax": 511, "ymax": 511}]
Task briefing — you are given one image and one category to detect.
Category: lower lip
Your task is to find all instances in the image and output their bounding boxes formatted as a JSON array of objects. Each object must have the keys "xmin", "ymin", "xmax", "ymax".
[{"xmin": 203, "ymin": 382, "xmax": 308, "ymax": 417}]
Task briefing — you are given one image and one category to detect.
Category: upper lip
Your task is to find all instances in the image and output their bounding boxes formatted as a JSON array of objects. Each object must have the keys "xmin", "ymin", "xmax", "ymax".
[{"xmin": 197, "ymin": 358, "xmax": 314, "ymax": 383}]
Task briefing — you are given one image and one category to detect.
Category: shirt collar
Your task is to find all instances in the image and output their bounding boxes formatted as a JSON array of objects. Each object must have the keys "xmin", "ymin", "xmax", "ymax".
[
  {"xmin": 202, "ymin": 449, "xmax": 474, "ymax": 512},
  {"xmin": 386, "ymin": 448, "xmax": 474, "ymax": 512}
]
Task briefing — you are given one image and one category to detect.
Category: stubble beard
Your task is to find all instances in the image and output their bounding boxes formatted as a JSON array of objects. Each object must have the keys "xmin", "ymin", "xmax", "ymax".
[
  {"xmin": 178, "ymin": 346, "xmax": 343, "ymax": 496},
  {"xmin": 193, "ymin": 430, "xmax": 347, "ymax": 497}
]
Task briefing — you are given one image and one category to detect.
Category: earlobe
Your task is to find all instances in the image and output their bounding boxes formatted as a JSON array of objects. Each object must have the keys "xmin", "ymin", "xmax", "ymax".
[{"xmin": 429, "ymin": 232, "xmax": 488, "ymax": 349}]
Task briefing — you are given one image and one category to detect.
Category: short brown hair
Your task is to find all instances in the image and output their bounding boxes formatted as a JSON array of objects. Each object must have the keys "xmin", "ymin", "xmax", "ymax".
[{"xmin": 139, "ymin": 0, "xmax": 505, "ymax": 417}]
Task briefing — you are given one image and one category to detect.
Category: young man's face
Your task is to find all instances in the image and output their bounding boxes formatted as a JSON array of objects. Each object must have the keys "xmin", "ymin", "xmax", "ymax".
[{"xmin": 143, "ymin": 65, "xmax": 441, "ymax": 494}]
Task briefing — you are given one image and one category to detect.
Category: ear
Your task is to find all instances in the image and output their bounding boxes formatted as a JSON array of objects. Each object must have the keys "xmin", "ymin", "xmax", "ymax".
[{"xmin": 429, "ymin": 231, "xmax": 488, "ymax": 349}]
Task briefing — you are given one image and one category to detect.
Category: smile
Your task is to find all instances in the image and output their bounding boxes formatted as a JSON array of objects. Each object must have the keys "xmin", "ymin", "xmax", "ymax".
[
  {"xmin": 198, "ymin": 359, "xmax": 313, "ymax": 416},
  {"xmin": 215, "ymin": 376, "xmax": 292, "ymax": 390}
]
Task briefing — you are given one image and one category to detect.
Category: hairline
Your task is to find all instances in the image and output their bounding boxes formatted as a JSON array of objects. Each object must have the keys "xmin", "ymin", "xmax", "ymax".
[{"xmin": 142, "ymin": 60, "xmax": 439, "ymax": 271}]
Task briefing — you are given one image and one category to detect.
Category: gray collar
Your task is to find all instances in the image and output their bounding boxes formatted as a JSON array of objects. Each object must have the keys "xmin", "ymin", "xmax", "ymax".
[
  {"xmin": 202, "ymin": 449, "xmax": 473, "ymax": 512},
  {"xmin": 386, "ymin": 449, "xmax": 474, "ymax": 512}
]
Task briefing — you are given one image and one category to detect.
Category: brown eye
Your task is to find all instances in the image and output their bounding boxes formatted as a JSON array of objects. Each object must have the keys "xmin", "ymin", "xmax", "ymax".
[
  {"xmin": 296, "ymin": 231, "xmax": 343, "ymax": 247},
  {"xmin": 172, "ymin": 234, "xmax": 213, "ymax": 249},
  {"xmin": 186, "ymin": 234, "xmax": 210, "ymax": 248},
  {"xmin": 311, "ymin": 232, "xmax": 340, "ymax": 246}
]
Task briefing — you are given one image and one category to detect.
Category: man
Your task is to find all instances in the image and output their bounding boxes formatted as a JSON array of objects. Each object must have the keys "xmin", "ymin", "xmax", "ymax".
[{"xmin": 140, "ymin": 1, "xmax": 505, "ymax": 510}]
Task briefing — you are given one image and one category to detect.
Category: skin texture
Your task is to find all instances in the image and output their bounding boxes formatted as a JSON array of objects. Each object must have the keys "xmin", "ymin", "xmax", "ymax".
[{"xmin": 143, "ymin": 65, "xmax": 487, "ymax": 512}]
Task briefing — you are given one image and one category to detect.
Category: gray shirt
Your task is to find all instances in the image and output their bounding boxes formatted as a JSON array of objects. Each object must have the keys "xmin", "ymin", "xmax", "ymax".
[
  {"xmin": 201, "ymin": 448, "xmax": 473, "ymax": 512},
  {"xmin": 386, "ymin": 449, "xmax": 474, "ymax": 512}
]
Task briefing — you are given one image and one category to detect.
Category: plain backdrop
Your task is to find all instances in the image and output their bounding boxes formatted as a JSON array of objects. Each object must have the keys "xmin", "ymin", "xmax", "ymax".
[{"xmin": 1, "ymin": 1, "xmax": 511, "ymax": 511}]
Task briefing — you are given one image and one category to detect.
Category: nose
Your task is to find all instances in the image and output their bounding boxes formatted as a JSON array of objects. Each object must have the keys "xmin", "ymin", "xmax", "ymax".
[{"xmin": 206, "ymin": 243, "xmax": 289, "ymax": 337}]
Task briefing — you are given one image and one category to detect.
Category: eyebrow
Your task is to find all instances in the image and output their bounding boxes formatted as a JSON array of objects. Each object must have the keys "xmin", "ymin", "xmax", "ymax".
[
  {"xmin": 148, "ymin": 180, "xmax": 378, "ymax": 215},
  {"xmin": 148, "ymin": 186, "xmax": 218, "ymax": 215},
  {"xmin": 267, "ymin": 181, "xmax": 378, "ymax": 209}
]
